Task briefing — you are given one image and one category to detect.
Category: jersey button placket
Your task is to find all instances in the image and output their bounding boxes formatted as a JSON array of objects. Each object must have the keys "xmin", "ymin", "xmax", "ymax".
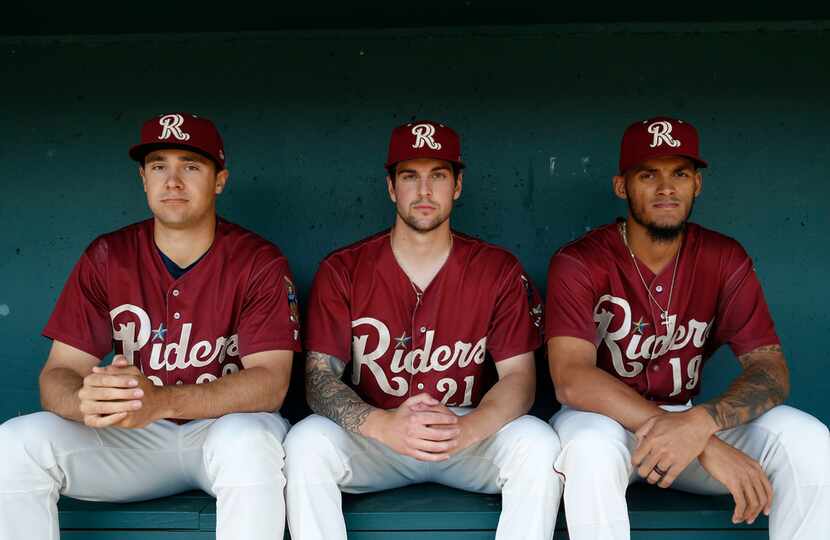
[
  {"xmin": 165, "ymin": 285, "xmax": 183, "ymax": 385},
  {"xmin": 409, "ymin": 289, "xmax": 427, "ymax": 399}
]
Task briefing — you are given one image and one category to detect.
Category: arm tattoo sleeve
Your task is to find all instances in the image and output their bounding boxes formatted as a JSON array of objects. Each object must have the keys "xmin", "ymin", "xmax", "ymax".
[
  {"xmin": 305, "ymin": 351, "xmax": 376, "ymax": 433},
  {"xmin": 700, "ymin": 344, "xmax": 789, "ymax": 431}
]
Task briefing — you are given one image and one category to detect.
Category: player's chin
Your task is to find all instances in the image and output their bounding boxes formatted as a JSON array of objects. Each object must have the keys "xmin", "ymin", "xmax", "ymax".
[{"xmin": 153, "ymin": 209, "xmax": 193, "ymax": 228}]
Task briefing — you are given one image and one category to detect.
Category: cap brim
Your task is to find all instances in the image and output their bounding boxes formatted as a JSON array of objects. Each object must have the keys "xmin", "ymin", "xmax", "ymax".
[{"xmin": 129, "ymin": 142, "xmax": 223, "ymax": 169}]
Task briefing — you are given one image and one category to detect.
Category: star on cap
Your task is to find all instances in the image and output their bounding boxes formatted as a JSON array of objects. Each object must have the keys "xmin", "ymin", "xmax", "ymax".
[
  {"xmin": 394, "ymin": 332, "xmax": 411, "ymax": 349},
  {"xmin": 152, "ymin": 323, "xmax": 167, "ymax": 342},
  {"xmin": 633, "ymin": 316, "xmax": 649, "ymax": 335}
]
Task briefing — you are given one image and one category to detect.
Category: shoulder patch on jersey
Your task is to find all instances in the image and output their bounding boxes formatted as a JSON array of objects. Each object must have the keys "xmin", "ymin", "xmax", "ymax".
[
  {"xmin": 520, "ymin": 274, "xmax": 543, "ymax": 329},
  {"xmin": 284, "ymin": 276, "xmax": 299, "ymax": 324}
]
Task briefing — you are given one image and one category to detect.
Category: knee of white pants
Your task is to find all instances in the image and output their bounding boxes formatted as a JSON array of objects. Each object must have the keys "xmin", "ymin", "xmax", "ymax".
[
  {"xmin": 0, "ymin": 412, "xmax": 69, "ymax": 476},
  {"xmin": 499, "ymin": 416, "xmax": 562, "ymax": 498},
  {"xmin": 202, "ymin": 413, "xmax": 286, "ymax": 487},
  {"xmin": 504, "ymin": 416, "xmax": 562, "ymax": 469},
  {"xmin": 284, "ymin": 415, "xmax": 344, "ymax": 485},
  {"xmin": 753, "ymin": 405, "xmax": 830, "ymax": 479},
  {"xmin": 556, "ymin": 428, "xmax": 631, "ymax": 484}
]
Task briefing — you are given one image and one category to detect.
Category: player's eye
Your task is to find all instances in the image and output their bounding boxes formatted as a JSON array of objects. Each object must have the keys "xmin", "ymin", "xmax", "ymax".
[
  {"xmin": 150, "ymin": 164, "xmax": 165, "ymax": 171},
  {"xmin": 431, "ymin": 172, "xmax": 448, "ymax": 181},
  {"xmin": 400, "ymin": 174, "xmax": 416, "ymax": 182},
  {"xmin": 675, "ymin": 170, "xmax": 688, "ymax": 177}
]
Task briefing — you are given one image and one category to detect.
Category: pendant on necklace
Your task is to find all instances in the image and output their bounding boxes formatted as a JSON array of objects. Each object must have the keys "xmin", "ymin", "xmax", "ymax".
[{"xmin": 660, "ymin": 311, "xmax": 667, "ymax": 320}]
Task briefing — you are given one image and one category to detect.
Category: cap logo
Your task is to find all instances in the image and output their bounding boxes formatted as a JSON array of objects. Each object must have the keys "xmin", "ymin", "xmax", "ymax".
[
  {"xmin": 158, "ymin": 114, "xmax": 191, "ymax": 142},
  {"xmin": 411, "ymin": 123, "xmax": 442, "ymax": 150},
  {"xmin": 647, "ymin": 120, "xmax": 681, "ymax": 149}
]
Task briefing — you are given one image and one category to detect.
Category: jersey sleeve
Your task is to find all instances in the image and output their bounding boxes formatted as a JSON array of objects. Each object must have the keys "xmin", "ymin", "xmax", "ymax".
[
  {"xmin": 237, "ymin": 256, "xmax": 302, "ymax": 357},
  {"xmin": 486, "ymin": 261, "xmax": 544, "ymax": 361},
  {"xmin": 712, "ymin": 244, "xmax": 780, "ymax": 357},
  {"xmin": 545, "ymin": 251, "xmax": 599, "ymax": 345},
  {"xmin": 42, "ymin": 244, "xmax": 113, "ymax": 359},
  {"xmin": 304, "ymin": 259, "xmax": 353, "ymax": 362}
]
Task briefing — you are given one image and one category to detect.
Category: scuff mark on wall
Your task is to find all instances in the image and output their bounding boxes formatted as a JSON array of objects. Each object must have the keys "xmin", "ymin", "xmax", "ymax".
[
  {"xmin": 0, "ymin": 305, "xmax": 9, "ymax": 317},
  {"xmin": 581, "ymin": 156, "xmax": 591, "ymax": 175},
  {"xmin": 549, "ymin": 157, "xmax": 557, "ymax": 176}
]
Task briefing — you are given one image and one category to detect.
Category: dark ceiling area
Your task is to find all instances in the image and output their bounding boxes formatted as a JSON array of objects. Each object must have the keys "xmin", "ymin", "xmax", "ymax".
[{"xmin": 3, "ymin": 2, "xmax": 829, "ymax": 36}]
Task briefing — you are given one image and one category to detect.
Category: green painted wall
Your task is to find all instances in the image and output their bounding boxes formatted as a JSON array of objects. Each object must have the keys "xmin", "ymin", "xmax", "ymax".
[{"xmin": 1, "ymin": 23, "xmax": 828, "ymax": 423}]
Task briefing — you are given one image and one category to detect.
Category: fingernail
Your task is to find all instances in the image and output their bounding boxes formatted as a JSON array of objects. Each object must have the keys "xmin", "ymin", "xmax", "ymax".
[
  {"xmin": 134, "ymin": 390, "xmax": 143, "ymax": 397},
  {"xmin": 129, "ymin": 379, "xmax": 138, "ymax": 386},
  {"xmin": 132, "ymin": 401, "xmax": 142, "ymax": 409}
]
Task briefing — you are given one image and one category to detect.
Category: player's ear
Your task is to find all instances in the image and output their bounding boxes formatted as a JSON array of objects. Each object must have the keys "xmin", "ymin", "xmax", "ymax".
[
  {"xmin": 453, "ymin": 171, "xmax": 463, "ymax": 200},
  {"xmin": 139, "ymin": 165, "xmax": 148, "ymax": 193},
  {"xmin": 386, "ymin": 175, "xmax": 397, "ymax": 203},
  {"xmin": 215, "ymin": 168, "xmax": 229, "ymax": 195},
  {"xmin": 693, "ymin": 170, "xmax": 703, "ymax": 198},
  {"xmin": 612, "ymin": 175, "xmax": 628, "ymax": 200}
]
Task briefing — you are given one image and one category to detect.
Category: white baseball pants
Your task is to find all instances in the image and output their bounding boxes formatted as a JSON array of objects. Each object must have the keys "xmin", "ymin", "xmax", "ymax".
[
  {"xmin": 284, "ymin": 411, "xmax": 563, "ymax": 540},
  {"xmin": 0, "ymin": 410, "xmax": 290, "ymax": 540},
  {"xmin": 550, "ymin": 404, "xmax": 830, "ymax": 540}
]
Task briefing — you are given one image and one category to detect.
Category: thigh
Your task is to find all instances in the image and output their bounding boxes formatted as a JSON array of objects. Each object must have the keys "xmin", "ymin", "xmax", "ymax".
[
  {"xmin": 189, "ymin": 412, "xmax": 291, "ymax": 493},
  {"xmin": 285, "ymin": 414, "xmax": 424, "ymax": 494},
  {"xmin": 551, "ymin": 407, "xmax": 636, "ymax": 450},
  {"xmin": 5, "ymin": 412, "xmax": 192, "ymax": 502},
  {"xmin": 550, "ymin": 407, "xmax": 638, "ymax": 482},
  {"xmin": 669, "ymin": 405, "xmax": 827, "ymax": 497},
  {"xmin": 434, "ymin": 415, "xmax": 560, "ymax": 494}
]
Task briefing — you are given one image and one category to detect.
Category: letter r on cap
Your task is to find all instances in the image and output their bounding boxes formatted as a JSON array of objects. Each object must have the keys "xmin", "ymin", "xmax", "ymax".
[
  {"xmin": 158, "ymin": 114, "xmax": 191, "ymax": 141},
  {"xmin": 411, "ymin": 124, "xmax": 442, "ymax": 150},
  {"xmin": 647, "ymin": 120, "xmax": 681, "ymax": 148}
]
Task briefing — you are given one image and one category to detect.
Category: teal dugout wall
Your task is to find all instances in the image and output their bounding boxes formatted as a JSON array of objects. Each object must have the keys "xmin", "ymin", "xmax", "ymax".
[{"xmin": 1, "ymin": 21, "xmax": 828, "ymax": 423}]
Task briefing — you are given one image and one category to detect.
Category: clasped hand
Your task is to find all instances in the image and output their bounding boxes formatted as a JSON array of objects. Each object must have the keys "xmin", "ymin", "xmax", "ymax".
[
  {"xmin": 377, "ymin": 393, "xmax": 471, "ymax": 462},
  {"xmin": 77, "ymin": 355, "xmax": 165, "ymax": 429}
]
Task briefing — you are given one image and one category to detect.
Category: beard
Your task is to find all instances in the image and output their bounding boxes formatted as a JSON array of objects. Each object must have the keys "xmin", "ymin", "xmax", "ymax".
[{"xmin": 628, "ymin": 196, "xmax": 695, "ymax": 243}]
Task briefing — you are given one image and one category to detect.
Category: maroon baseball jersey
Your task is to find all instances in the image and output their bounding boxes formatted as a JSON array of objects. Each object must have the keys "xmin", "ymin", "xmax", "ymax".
[
  {"xmin": 546, "ymin": 222, "xmax": 779, "ymax": 404},
  {"xmin": 44, "ymin": 218, "xmax": 301, "ymax": 390},
  {"xmin": 305, "ymin": 230, "xmax": 544, "ymax": 409}
]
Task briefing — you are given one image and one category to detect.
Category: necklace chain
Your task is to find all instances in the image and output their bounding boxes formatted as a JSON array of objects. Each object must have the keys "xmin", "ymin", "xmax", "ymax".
[{"xmin": 620, "ymin": 221, "xmax": 680, "ymax": 322}]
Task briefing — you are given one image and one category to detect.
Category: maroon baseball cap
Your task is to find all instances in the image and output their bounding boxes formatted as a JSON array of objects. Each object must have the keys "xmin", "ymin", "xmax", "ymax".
[
  {"xmin": 618, "ymin": 116, "xmax": 707, "ymax": 174},
  {"xmin": 385, "ymin": 120, "xmax": 465, "ymax": 170},
  {"xmin": 129, "ymin": 113, "xmax": 226, "ymax": 169}
]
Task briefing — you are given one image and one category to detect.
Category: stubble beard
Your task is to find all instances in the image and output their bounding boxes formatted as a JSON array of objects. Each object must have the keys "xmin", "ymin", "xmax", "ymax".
[{"xmin": 397, "ymin": 203, "xmax": 450, "ymax": 234}]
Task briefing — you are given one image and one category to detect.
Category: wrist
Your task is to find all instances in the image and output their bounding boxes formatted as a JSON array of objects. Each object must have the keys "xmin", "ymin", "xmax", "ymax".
[
  {"xmin": 155, "ymin": 385, "xmax": 178, "ymax": 420},
  {"xmin": 688, "ymin": 405, "xmax": 720, "ymax": 437},
  {"xmin": 360, "ymin": 408, "xmax": 388, "ymax": 441}
]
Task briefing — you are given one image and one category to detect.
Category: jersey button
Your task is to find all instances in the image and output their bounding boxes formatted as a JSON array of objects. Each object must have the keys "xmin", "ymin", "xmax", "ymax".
[
  {"xmin": 173, "ymin": 312, "xmax": 181, "ymax": 320},
  {"xmin": 172, "ymin": 289, "xmax": 180, "ymax": 297},
  {"xmin": 655, "ymin": 285, "xmax": 664, "ymax": 293},
  {"xmin": 420, "ymin": 326, "xmax": 427, "ymax": 333},
  {"xmin": 417, "ymin": 383, "xmax": 425, "ymax": 390},
  {"xmin": 652, "ymin": 364, "xmax": 659, "ymax": 371}
]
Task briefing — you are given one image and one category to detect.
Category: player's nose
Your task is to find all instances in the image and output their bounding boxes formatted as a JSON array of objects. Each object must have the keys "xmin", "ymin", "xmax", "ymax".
[
  {"xmin": 654, "ymin": 174, "xmax": 676, "ymax": 194},
  {"xmin": 416, "ymin": 177, "xmax": 433, "ymax": 196},
  {"xmin": 163, "ymin": 171, "xmax": 185, "ymax": 189}
]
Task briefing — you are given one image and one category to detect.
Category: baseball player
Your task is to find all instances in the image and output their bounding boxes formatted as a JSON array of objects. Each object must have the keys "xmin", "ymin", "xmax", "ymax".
[
  {"xmin": 0, "ymin": 113, "xmax": 301, "ymax": 540},
  {"xmin": 546, "ymin": 116, "xmax": 830, "ymax": 539},
  {"xmin": 284, "ymin": 121, "xmax": 562, "ymax": 540}
]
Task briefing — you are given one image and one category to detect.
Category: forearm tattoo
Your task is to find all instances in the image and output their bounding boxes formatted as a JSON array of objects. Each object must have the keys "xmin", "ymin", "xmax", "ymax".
[
  {"xmin": 701, "ymin": 345, "xmax": 789, "ymax": 430},
  {"xmin": 305, "ymin": 351, "xmax": 375, "ymax": 433}
]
